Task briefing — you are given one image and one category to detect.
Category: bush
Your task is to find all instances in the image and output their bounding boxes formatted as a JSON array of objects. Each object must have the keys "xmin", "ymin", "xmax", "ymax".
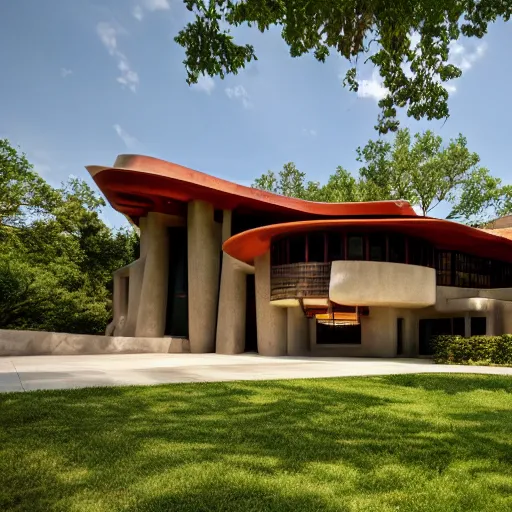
[{"xmin": 433, "ymin": 334, "xmax": 512, "ymax": 366}]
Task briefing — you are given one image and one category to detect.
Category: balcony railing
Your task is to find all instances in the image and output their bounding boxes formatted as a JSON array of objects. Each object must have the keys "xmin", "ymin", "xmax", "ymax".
[{"xmin": 270, "ymin": 262, "xmax": 331, "ymax": 301}]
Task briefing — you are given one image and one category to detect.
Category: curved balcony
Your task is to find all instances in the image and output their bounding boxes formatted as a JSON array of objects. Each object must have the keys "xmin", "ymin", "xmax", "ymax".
[
  {"xmin": 330, "ymin": 261, "xmax": 436, "ymax": 308},
  {"xmin": 270, "ymin": 263, "xmax": 331, "ymax": 306}
]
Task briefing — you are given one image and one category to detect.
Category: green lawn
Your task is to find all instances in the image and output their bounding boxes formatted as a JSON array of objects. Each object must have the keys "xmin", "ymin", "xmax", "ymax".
[{"xmin": 1, "ymin": 375, "xmax": 512, "ymax": 512}]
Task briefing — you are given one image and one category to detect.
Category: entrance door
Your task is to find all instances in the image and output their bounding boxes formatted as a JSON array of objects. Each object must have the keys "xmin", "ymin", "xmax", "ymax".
[
  {"xmin": 165, "ymin": 227, "xmax": 188, "ymax": 337},
  {"xmin": 244, "ymin": 274, "xmax": 257, "ymax": 352}
]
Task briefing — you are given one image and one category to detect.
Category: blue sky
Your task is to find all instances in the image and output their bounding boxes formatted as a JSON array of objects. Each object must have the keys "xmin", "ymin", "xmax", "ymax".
[{"xmin": 1, "ymin": 0, "xmax": 511, "ymax": 228}]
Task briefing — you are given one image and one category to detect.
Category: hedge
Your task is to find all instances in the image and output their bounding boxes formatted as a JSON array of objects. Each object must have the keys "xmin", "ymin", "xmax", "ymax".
[{"xmin": 433, "ymin": 334, "xmax": 512, "ymax": 366}]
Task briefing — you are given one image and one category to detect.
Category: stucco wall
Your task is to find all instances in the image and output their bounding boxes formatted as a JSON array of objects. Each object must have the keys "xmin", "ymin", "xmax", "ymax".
[
  {"xmin": 0, "ymin": 330, "xmax": 189, "ymax": 356},
  {"xmin": 330, "ymin": 261, "xmax": 436, "ymax": 308},
  {"xmin": 254, "ymin": 252, "xmax": 287, "ymax": 356}
]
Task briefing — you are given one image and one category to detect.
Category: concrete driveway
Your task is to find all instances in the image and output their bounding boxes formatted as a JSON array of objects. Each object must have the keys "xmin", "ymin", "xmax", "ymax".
[{"xmin": 1, "ymin": 353, "xmax": 511, "ymax": 392}]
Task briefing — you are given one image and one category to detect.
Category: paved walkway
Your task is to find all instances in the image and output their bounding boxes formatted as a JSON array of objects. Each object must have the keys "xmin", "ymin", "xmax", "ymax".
[{"xmin": 1, "ymin": 353, "xmax": 511, "ymax": 392}]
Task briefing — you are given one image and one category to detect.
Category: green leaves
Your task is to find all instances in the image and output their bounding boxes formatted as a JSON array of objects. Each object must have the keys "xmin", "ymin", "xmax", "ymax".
[
  {"xmin": 0, "ymin": 139, "xmax": 138, "ymax": 334},
  {"xmin": 251, "ymin": 128, "xmax": 511, "ymax": 224},
  {"xmin": 175, "ymin": 0, "xmax": 509, "ymax": 133}
]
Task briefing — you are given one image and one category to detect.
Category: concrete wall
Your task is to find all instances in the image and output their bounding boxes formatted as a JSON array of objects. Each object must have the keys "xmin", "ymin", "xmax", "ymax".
[
  {"xmin": 254, "ymin": 252, "xmax": 287, "ymax": 356},
  {"xmin": 187, "ymin": 200, "xmax": 221, "ymax": 353},
  {"xmin": 108, "ymin": 213, "xmax": 185, "ymax": 338},
  {"xmin": 0, "ymin": 330, "xmax": 189, "ymax": 357},
  {"xmin": 330, "ymin": 261, "xmax": 436, "ymax": 308},
  {"xmin": 287, "ymin": 306, "xmax": 309, "ymax": 355},
  {"xmin": 216, "ymin": 210, "xmax": 248, "ymax": 354}
]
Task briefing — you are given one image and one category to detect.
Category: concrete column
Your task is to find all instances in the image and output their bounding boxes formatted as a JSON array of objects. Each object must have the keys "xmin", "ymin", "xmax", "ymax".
[
  {"xmin": 287, "ymin": 306, "xmax": 309, "ymax": 356},
  {"xmin": 309, "ymin": 318, "xmax": 317, "ymax": 347},
  {"xmin": 135, "ymin": 213, "xmax": 170, "ymax": 337},
  {"xmin": 216, "ymin": 210, "xmax": 247, "ymax": 354},
  {"xmin": 464, "ymin": 312, "xmax": 471, "ymax": 337},
  {"xmin": 254, "ymin": 251, "xmax": 287, "ymax": 356},
  {"xmin": 188, "ymin": 200, "xmax": 221, "ymax": 353}
]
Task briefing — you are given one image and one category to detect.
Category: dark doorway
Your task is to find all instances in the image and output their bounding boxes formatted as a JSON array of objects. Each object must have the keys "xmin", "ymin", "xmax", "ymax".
[
  {"xmin": 397, "ymin": 318, "xmax": 404, "ymax": 355},
  {"xmin": 244, "ymin": 274, "xmax": 257, "ymax": 352},
  {"xmin": 165, "ymin": 227, "xmax": 188, "ymax": 337},
  {"xmin": 471, "ymin": 317, "xmax": 487, "ymax": 336},
  {"xmin": 418, "ymin": 318, "xmax": 464, "ymax": 356}
]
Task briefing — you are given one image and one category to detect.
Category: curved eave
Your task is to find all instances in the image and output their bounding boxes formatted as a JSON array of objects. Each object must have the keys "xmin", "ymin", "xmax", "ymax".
[
  {"xmin": 222, "ymin": 218, "xmax": 512, "ymax": 265},
  {"xmin": 86, "ymin": 154, "xmax": 417, "ymax": 223}
]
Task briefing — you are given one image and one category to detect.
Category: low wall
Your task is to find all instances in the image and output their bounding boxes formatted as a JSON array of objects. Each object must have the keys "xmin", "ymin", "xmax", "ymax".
[{"xmin": 0, "ymin": 330, "xmax": 190, "ymax": 357}]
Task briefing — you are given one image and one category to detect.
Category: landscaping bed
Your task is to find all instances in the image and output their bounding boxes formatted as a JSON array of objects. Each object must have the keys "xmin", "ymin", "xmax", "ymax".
[{"xmin": 1, "ymin": 374, "xmax": 512, "ymax": 511}]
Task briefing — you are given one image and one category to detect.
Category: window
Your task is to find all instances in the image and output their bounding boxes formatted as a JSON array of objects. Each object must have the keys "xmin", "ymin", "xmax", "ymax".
[
  {"xmin": 271, "ymin": 237, "xmax": 288, "ymax": 266},
  {"xmin": 347, "ymin": 235, "xmax": 365, "ymax": 260},
  {"xmin": 368, "ymin": 234, "xmax": 386, "ymax": 262},
  {"xmin": 307, "ymin": 232, "xmax": 325, "ymax": 262},
  {"xmin": 471, "ymin": 317, "xmax": 487, "ymax": 335},
  {"xmin": 388, "ymin": 234, "xmax": 406, "ymax": 263},
  {"xmin": 316, "ymin": 322, "xmax": 362, "ymax": 344},
  {"xmin": 289, "ymin": 235, "xmax": 306, "ymax": 264},
  {"xmin": 327, "ymin": 231, "xmax": 344, "ymax": 261}
]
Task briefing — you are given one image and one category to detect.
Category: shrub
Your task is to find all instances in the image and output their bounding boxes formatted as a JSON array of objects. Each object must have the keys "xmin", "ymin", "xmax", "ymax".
[{"xmin": 433, "ymin": 334, "xmax": 512, "ymax": 366}]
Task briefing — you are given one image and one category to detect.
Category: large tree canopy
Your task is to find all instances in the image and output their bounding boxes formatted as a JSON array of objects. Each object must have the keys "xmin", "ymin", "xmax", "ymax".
[
  {"xmin": 176, "ymin": 0, "xmax": 511, "ymax": 133},
  {"xmin": 0, "ymin": 140, "xmax": 138, "ymax": 334},
  {"xmin": 252, "ymin": 128, "xmax": 512, "ymax": 224}
]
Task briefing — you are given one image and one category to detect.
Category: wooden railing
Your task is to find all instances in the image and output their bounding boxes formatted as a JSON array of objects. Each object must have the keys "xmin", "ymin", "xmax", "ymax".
[{"xmin": 270, "ymin": 262, "xmax": 331, "ymax": 301}]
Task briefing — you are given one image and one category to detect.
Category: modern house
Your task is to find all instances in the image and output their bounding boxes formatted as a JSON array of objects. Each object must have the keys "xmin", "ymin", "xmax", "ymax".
[{"xmin": 87, "ymin": 155, "xmax": 512, "ymax": 357}]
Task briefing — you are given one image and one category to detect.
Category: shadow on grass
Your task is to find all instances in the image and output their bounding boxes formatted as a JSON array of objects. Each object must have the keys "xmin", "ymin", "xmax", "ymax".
[{"xmin": 1, "ymin": 374, "xmax": 512, "ymax": 511}]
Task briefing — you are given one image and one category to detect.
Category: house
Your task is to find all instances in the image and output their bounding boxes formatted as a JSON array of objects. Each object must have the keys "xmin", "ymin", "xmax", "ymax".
[{"xmin": 87, "ymin": 154, "xmax": 512, "ymax": 357}]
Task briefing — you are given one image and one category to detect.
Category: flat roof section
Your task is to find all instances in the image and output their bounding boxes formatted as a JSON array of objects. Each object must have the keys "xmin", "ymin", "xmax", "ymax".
[{"xmin": 86, "ymin": 154, "xmax": 417, "ymax": 224}]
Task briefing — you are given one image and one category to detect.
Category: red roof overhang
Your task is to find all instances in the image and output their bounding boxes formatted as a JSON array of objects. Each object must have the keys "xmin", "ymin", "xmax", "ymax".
[
  {"xmin": 222, "ymin": 218, "xmax": 512, "ymax": 265},
  {"xmin": 86, "ymin": 154, "xmax": 417, "ymax": 224}
]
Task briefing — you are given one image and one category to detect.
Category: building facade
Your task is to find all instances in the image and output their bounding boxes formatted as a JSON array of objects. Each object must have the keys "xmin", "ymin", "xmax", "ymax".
[{"xmin": 87, "ymin": 155, "xmax": 512, "ymax": 357}]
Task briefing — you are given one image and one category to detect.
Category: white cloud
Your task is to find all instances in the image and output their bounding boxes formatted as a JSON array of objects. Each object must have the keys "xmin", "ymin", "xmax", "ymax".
[
  {"xmin": 97, "ymin": 22, "xmax": 139, "ymax": 93},
  {"xmin": 357, "ymin": 69, "xmax": 388, "ymax": 102},
  {"xmin": 132, "ymin": 6, "xmax": 144, "ymax": 21},
  {"xmin": 449, "ymin": 40, "xmax": 487, "ymax": 71},
  {"xmin": 60, "ymin": 68, "xmax": 72, "ymax": 78},
  {"xmin": 225, "ymin": 85, "xmax": 252, "ymax": 108},
  {"xmin": 302, "ymin": 128, "xmax": 317, "ymax": 137},
  {"xmin": 191, "ymin": 74, "xmax": 215, "ymax": 95},
  {"xmin": 133, "ymin": 0, "xmax": 170, "ymax": 20},
  {"xmin": 144, "ymin": 0, "xmax": 170, "ymax": 11},
  {"xmin": 113, "ymin": 124, "xmax": 139, "ymax": 149}
]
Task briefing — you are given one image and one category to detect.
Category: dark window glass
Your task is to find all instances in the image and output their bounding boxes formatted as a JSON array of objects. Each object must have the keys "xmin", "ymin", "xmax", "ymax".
[
  {"xmin": 289, "ymin": 235, "xmax": 306, "ymax": 264},
  {"xmin": 327, "ymin": 232, "xmax": 344, "ymax": 261},
  {"xmin": 388, "ymin": 234, "xmax": 406, "ymax": 263},
  {"xmin": 453, "ymin": 317, "xmax": 465, "ymax": 336},
  {"xmin": 271, "ymin": 238, "xmax": 288, "ymax": 266},
  {"xmin": 308, "ymin": 232, "xmax": 325, "ymax": 262},
  {"xmin": 316, "ymin": 322, "xmax": 361, "ymax": 344},
  {"xmin": 368, "ymin": 234, "xmax": 386, "ymax": 262},
  {"xmin": 471, "ymin": 317, "xmax": 487, "ymax": 335},
  {"xmin": 347, "ymin": 235, "xmax": 365, "ymax": 260}
]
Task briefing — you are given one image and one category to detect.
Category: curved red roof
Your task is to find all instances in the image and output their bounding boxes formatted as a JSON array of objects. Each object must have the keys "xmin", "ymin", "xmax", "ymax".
[
  {"xmin": 222, "ymin": 218, "xmax": 512, "ymax": 265},
  {"xmin": 86, "ymin": 154, "xmax": 417, "ymax": 223}
]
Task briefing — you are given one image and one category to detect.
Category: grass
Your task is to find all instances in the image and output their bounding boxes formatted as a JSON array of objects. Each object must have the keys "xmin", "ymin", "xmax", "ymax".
[{"xmin": 1, "ymin": 374, "xmax": 512, "ymax": 512}]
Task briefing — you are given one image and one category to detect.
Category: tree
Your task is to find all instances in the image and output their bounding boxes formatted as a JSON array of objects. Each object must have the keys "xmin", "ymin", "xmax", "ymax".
[
  {"xmin": 252, "ymin": 129, "xmax": 512, "ymax": 223},
  {"xmin": 176, "ymin": 1, "xmax": 511, "ymax": 134},
  {"xmin": 0, "ymin": 139, "xmax": 138, "ymax": 334},
  {"xmin": 0, "ymin": 138, "xmax": 57, "ymax": 229}
]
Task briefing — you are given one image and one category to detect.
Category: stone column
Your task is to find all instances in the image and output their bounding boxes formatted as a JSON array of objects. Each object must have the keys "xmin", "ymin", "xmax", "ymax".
[
  {"xmin": 188, "ymin": 200, "xmax": 221, "ymax": 353},
  {"xmin": 135, "ymin": 213, "xmax": 170, "ymax": 337},
  {"xmin": 216, "ymin": 210, "xmax": 247, "ymax": 354},
  {"xmin": 287, "ymin": 306, "xmax": 309, "ymax": 355},
  {"xmin": 464, "ymin": 312, "xmax": 471, "ymax": 337},
  {"xmin": 254, "ymin": 251, "xmax": 287, "ymax": 356}
]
